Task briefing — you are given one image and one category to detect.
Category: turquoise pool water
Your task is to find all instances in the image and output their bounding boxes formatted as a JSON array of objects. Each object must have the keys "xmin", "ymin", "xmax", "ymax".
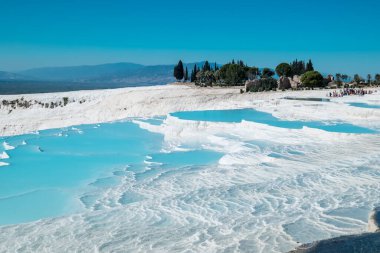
[
  {"xmin": 0, "ymin": 120, "xmax": 223, "ymax": 225},
  {"xmin": 0, "ymin": 109, "xmax": 379, "ymax": 253},
  {"xmin": 349, "ymin": 102, "xmax": 380, "ymax": 109},
  {"xmin": 0, "ymin": 110, "xmax": 375, "ymax": 225},
  {"xmin": 0, "ymin": 122, "xmax": 160, "ymax": 224},
  {"xmin": 171, "ymin": 109, "xmax": 376, "ymax": 134}
]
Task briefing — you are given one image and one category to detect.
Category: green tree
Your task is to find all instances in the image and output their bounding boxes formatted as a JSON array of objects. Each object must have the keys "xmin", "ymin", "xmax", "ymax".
[
  {"xmin": 375, "ymin": 74, "xmax": 380, "ymax": 84},
  {"xmin": 290, "ymin": 59, "xmax": 306, "ymax": 76},
  {"xmin": 248, "ymin": 78, "xmax": 277, "ymax": 92},
  {"xmin": 203, "ymin": 61, "xmax": 211, "ymax": 71},
  {"xmin": 341, "ymin": 74, "xmax": 349, "ymax": 82},
  {"xmin": 275, "ymin": 63, "xmax": 292, "ymax": 77},
  {"xmin": 261, "ymin": 68, "xmax": 275, "ymax": 78},
  {"xmin": 226, "ymin": 64, "xmax": 244, "ymax": 85},
  {"xmin": 301, "ymin": 71, "xmax": 324, "ymax": 88},
  {"xmin": 173, "ymin": 60, "xmax": 184, "ymax": 81},
  {"xmin": 246, "ymin": 67, "xmax": 260, "ymax": 80},
  {"xmin": 354, "ymin": 74, "xmax": 363, "ymax": 83},
  {"xmin": 335, "ymin": 73, "xmax": 342, "ymax": 86},
  {"xmin": 191, "ymin": 65, "xmax": 198, "ymax": 82},
  {"xmin": 196, "ymin": 70, "xmax": 215, "ymax": 86},
  {"xmin": 214, "ymin": 62, "xmax": 219, "ymax": 71},
  {"xmin": 367, "ymin": 74, "xmax": 372, "ymax": 84},
  {"xmin": 220, "ymin": 63, "xmax": 245, "ymax": 85},
  {"xmin": 238, "ymin": 60, "xmax": 245, "ymax": 67},
  {"xmin": 184, "ymin": 67, "xmax": 188, "ymax": 82},
  {"xmin": 306, "ymin": 59, "xmax": 314, "ymax": 72},
  {"xmin": 215, "ymin": 70, "xmax": 222, "ymax": 83}
]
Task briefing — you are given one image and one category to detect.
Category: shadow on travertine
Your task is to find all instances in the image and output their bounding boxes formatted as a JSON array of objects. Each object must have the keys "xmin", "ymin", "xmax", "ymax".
[{"xmin": 288, "ymin": 207, "xmax": 380, "ymax": 253}]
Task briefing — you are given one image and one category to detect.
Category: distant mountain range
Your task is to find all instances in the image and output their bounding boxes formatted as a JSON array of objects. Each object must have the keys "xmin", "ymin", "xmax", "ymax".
[
  {"xmin": 19, "ymin": 63, "xmax": 146, "ymax": 82},
  {"xmin": 0, "ymin": 62, "xmax": 207, "ymax": 94},
  {"xmin": 0, "ymin": 71, "xmax": 29, "ymax": 81},
  {"xmin": 3, "ymin": 62, "xmax": 209, "ymax": 84}
]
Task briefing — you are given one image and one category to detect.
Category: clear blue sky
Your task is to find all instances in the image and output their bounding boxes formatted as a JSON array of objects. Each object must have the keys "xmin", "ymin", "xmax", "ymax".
[{"xmin": 0, "ymin": 0, "xmax": 379, "ymax": 75}]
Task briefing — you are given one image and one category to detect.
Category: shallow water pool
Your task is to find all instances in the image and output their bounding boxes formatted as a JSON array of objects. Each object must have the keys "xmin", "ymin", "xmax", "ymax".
[
  {"xmin": 349, "ymin": 102, "xmax": 380, "ymax": 109},
  {"xmin": 171, "ymin": 108, "xmax": 376, "ymax": 134},
  {"xmin": 0, "ymin": 110, "xmax": 379, "ymax": 253}
]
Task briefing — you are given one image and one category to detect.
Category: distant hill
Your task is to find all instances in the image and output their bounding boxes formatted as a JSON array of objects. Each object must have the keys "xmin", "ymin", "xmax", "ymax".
[
  {"xmin": 0, "ymin": 71, "xmax": 29, "ymax": 81},
  {"xmin": 0, "ymin": 62, "xmax": 210, "ymax": 94},
  {"xmin": 18, "ymin": 62, "xmax": 145, "ymax": 82},
  {"xmin": 16, "ymin": 62, "xmax": 209, "ymax": 85},
  {"xmin": 0, "ymin": 80, "xmax": 163, "ymax": 95}
]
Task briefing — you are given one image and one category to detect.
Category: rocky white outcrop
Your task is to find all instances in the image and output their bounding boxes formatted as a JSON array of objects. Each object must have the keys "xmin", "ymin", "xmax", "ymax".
[
  {"xmin": 291, "ymin": 75, "xmax": 302, "ymax": 89},
  {"xmin": 244, "ymin": 79, "xmax": 260, "ymax": 92}
]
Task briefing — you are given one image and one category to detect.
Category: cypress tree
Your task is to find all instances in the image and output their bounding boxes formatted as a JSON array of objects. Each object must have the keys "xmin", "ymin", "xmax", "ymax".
[
  {"xmin": 290, "ymin": 59, "xmax": 307, "ymax": 76},
  {"xmin": 173, "ymin": 60, "xmax": 184, "ymax": 81},
  {"xmin": 306, "ymin": 59, "xmax": 314, "ymax": 72},
  {"xmin": 203, "ymin": 61, "xmax": 211, "ymax": 71},
  {"xmin": 184, "ymin": 67, "xmax": 189, "ymax": 82},
  {"xmin": 191, "ymin": 64, "xmax": 197, "ymax": 82},
  {"xmin": 290, "ymin": 59, "xmax": 297, "ymax": 76},
  {"xmin": 299, "ymin": 60, "xmax": 306, "ymax": 74},
  {"xmin": 214, "ymin": 62, "xmax": 218, "ymax": 71}
]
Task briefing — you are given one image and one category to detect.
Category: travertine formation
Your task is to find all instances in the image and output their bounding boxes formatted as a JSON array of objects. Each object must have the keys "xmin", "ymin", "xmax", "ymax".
[{"xmin": 289, "ymin": 207, "xmax": 380, "ymax": 253}]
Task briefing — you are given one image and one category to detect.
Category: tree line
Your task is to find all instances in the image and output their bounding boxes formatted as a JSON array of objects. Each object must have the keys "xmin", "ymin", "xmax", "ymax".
[{"xmin": 173, "ymin": 59, "xmax": 380, "ymax": 91}]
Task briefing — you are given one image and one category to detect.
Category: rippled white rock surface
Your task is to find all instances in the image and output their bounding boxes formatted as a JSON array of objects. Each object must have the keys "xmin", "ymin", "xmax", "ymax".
[{"xmin": 0, "ymin": 88, "xmax": 379, "ymax": 253}]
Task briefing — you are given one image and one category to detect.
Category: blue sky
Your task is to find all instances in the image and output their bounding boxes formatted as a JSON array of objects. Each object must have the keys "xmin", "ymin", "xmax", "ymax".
[{"xmin": 0, "ymin": 0, "xmax": 379, "ymax": 75}]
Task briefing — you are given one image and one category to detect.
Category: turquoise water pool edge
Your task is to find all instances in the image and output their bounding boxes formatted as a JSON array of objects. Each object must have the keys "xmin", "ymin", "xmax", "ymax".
[{"xmin": 171, "ymin": 108, "xmax": 377, "ymax": 134}]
